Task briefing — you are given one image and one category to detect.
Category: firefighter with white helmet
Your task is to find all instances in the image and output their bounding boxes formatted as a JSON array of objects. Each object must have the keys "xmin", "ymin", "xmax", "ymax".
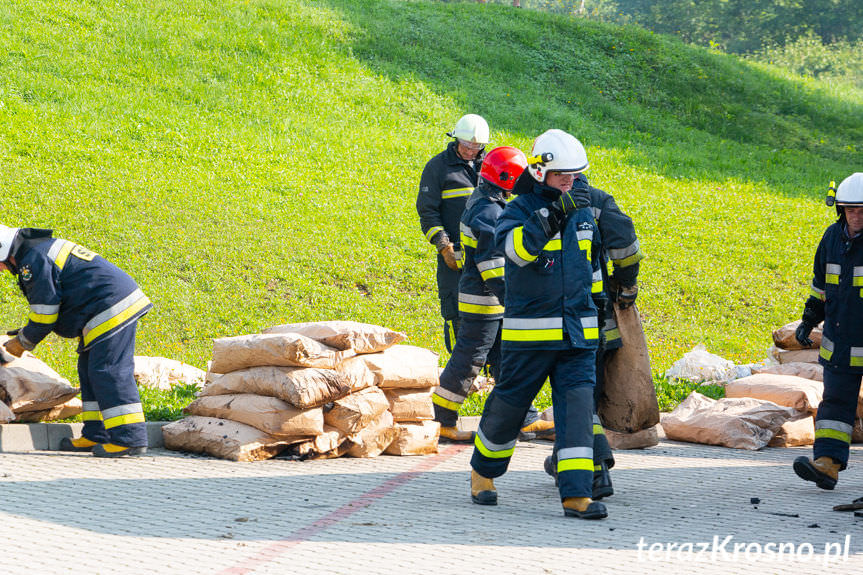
[
  {"xmin": 0, "ymin": 225, "xmax": 152, "ymax": 457},
  {"xmin": 417, "ymin": 114, "xmax": 489, "ymax": 355},
  {"xmin": 794, "ymin": 172, "xmax": 863, "ymax": 489},
  {"xmin": 469, "ymin": 130, "xmax": 608, "ymax": 519}
]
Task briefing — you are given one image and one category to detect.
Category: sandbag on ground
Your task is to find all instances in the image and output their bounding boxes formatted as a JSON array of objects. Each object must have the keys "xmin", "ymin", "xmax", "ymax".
[
  {"xmin": 773, "ymin": 320, "xmax": 822, "ymax": 351},
  {"xmin": 725, "ymin": 373, "xmax": 823, "ymax": 415},
  {"xmin": 605, "ymin": 425, "xmax": 659, "ymax": 450},
  {"xmin": 287, "ymin": 426, "xmax": 349, "ymax": 460},
  {"xmin": 0, "ymin": 338, "xmax": 79, "ymax": 413},
  {"xmin": 0, "ymin": 400, "xmax": 13, "ymax": 423},
  {"xmin": 661, "ymin": 392, "xmax": 803, "ymax": 450},
  {"xmin": 162, "ymin": 416, "xmax": 293, "ymax": 461},
  {"xmin": 335, "ymin": 356, "xmax": 376, "ymax": 392},
  {"xmin": 384, "ymin": 388, "xmax": 434, "ymax": 422},
  {"xmin": 15, "ymin": 396, "xmax": 82, "ymax": 422},
  {"xmin": 185, "ymin": 394, "xmax": 324, "ymax": 438},
  {"xmin": 209, "ymin": 333, "xmax": 353, "ymax": 374},
  {"xmin": 385, "ymin": 421, "xmax": 440, "ymax": 455},
  {"xmin": 324, "ymin": 387, "xmax": 390, "ymax": 435},
  {"xmin": 347, "ymin": 410, "xmax": 396, "ymax": 458},
  {"xmin": 134, "ymin": 356, "xmax": 206, "ymax": 390},
  {"xmin": 263, "ymin": 321, "xmax": 407, "ymax": 354},
  {"xmin": 752, "ymin": 362, "xmax": 823, "ymax": 382},
  {"xmin": 769, "ymin": 416, "xmax": 815, "ymax": 447},
  {"xmin": 201, "ymin": 366, "xmax": 351, "ymax": 409},
  {"xmin": 771, "ymin": 347, "xmax": 820, "ymax": 365},
  {"xmin": 360, "ymin": 345, "xmax": 439, "ymax": 389}
]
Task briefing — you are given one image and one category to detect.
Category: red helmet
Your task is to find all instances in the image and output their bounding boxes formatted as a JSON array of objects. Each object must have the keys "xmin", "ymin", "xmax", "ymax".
[{"xmin": 480, "ymin": 146, "xmax": 528, "ymax": 191}]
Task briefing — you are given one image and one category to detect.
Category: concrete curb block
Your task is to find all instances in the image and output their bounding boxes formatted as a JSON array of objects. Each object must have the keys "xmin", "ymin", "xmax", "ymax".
[{"xmin": 0, "ymin": 421, "xmax": 168, "ymax": 452}]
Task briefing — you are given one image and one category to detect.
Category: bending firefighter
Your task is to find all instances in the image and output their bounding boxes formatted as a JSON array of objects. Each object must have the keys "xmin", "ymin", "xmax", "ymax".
[
  {"xmin": 794, "ymin": 173, "xmax": 863, "ymax": 489},
  {"xmin": 417, "ymin": 114, "xmax": 488, "ymax": 353},
  {"xmin": 0, "ymin": 226, "xmax": 152, "ymax": 457},
  {"xmin": 470, "ymin": 130, "xmax": 608, "ymax": 519},
  {"xmin": 432, "ymin": 146, "xmax": 554, "ymax": 442}
]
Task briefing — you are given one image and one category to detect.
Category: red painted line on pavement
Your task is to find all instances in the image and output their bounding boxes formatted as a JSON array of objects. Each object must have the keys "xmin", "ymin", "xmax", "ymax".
[{"xmin": 219, "ymin": 444, "xmax": 468, "ymax": 575}]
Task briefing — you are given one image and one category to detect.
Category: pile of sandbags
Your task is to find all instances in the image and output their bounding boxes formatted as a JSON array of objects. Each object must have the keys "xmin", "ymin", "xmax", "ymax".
[
  {"xmin": 162, "ymin": 321, "xmax": 441, "ymax": 461},
  {"xmin": 0, "ymin": 337, "xmax": 81, "ymax": 423}
]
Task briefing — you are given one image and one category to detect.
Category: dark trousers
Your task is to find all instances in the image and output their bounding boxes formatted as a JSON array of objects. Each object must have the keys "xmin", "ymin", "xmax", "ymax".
[
  {"xmin": 814, "ymin": 367, "xmax": 862, "ymax": 468},
  {"xmin": 437, "ymin": 259, "xmax": 460, "ymax": 353},
  {"xmin": 79, "ymin": 324, "xmax": 147, "ymax": 447}
]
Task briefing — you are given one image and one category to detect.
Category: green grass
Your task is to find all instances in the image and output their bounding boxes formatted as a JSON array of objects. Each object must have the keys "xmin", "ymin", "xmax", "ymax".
[{"xmin": 0, "ymin": 0, "xmax": 858, "ymax": 417}]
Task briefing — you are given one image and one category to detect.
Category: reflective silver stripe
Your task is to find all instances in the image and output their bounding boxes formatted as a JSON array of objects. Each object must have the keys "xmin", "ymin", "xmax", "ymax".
[
  {"xmin": 433, "ymin": 387, "xmax": 466, "ymax": 403},
  {"xmin": 82, "ymin": 289, "xmax": 146, "ymax": 338},
  {"xmin": 591, "ymin": 207, "xmax": 602, "ymax": 220},
  {"xmin": 592, "ymin": 269, "xmax": 603, "ymax": 282},
  {"xmin": 460, "ymin": 222, "xmax": 476, "ymax": 241},
  {"xmin": 503, "ymin": 317, "xmax": 562, "ymax": 330},
  {"xmin": 576, "ymin": 229, "xmax": 593, "ymax": 241},
  {"xmin": 453, "ymin": 250, "xmax": 462, "ymax": 261},
  {"xmin": 551, "ymin": 232, "xmax": 561, "ymax": 240},
  {"xmin": 459, "ymin": 293, "xmax": 501, "ymax": 306},
  {"xmin": 580, "ymin": 316, "xmax": 599, "ymax": 329},
  {"xmin": 46, "ymin": 239, "xmax": 69, "ymax": 262},
  {"xmin": 822, "ymin": 336, "xmax": 834, "ymax": 352},
  {"xmin": 477, "ymin": 258, "xmax": 505, "ymax": 273},
  {"xmin": 811, "ymin": 283, "xmax": 825, "ymax": 295},
  {"xmin": 82, "ymin": 401, "xmax": 101, "ymax": 412},
  {"xmin": 851, "ymin": 347, "xmax": 863, "ymax": 358},
  {"xmin": 30, "ymin": 304, "xmax": 60, "ymax": 315},
  {"xmin": 101, "ymin": 403, "xmax": 143, "ymax": 420},
  {"xmin": 558, "ymin": 447, "xmax": 594, "ymax": 460},
  {"xmin": 604, "ymin": 318, "xmax": 617, "ymax": 330},
  {"xmin": 826, "ymin": 263, "xmax": 841, "ymax": 275},
  {"xmin": 816, "ymin": 419, "xmax": 853, "ymax": 435},
  {"xmin": 425, "ymin": 226, "xmax": 444, "ymax": 241},
  {"xmin": 855, "ymin": 266, "xmax": 863, "ymax": 276},
  {"xmin": 592, "ymin": 414, "xmax": 602, "ymax": 425},
  {"xmin": 608, "ymin": 240, "xmax": 640, "ymax": 261},
  {"xmin": 476, "ymin": 428, "xmax": 517, "ymax": 452},
  {"xmin": 505, "ymin": 229, "xmax": 533, "ymax": 268}
]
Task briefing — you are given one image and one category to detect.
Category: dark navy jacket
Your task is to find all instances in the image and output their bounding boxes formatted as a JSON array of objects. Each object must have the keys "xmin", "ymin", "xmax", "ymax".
[
  {"xmin": 12, "ymin": 235, "xmax": 152, "ymax": 352},
  {"xmin": 495, "ymin": 182, "xmax": 604, "ymax": 350}
]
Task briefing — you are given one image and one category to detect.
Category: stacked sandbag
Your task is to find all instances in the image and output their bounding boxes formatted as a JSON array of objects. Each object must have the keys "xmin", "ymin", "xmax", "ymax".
[
  {"xmin": 134, "ymin": 356, "xmax": 206, "ymax": 390},
  {"xmin": 769, "ymin": 320, "xmax": 822, "ymax": 365},
  {"xmin": 164, "ymin": 322, "xmax": 442, "ymax": 461}
]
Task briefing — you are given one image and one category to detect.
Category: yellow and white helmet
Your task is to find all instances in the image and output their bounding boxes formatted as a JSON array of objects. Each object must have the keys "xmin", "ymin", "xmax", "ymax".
[
  {"xmin": 836, "ymin": 173, "xmax": 863, "ymax": 206},
  {"xmin": 449, "ymin": 114, "xmax": 490, "ymax": 145},
  {"xmin": 0, "ymin": 225, "xmax": 20, "ymax": 262},
  {"xmin": 527, "ymin": 129, "xmax": 589, "ymax": 183}
]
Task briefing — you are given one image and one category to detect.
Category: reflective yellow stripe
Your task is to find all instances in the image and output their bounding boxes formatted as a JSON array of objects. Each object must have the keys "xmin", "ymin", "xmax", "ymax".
[
  {"xmin": 584, "ymin": 328, "xmax": 599, "ymax": 340},
  {"xmin": 851, "ymin": 357, "xmax": 863, "ymax": 367},
  {"xmin": 613, "ymin": 249, "xmax": 645, "ymax": 268},
  {"xmin": 474, "ymin": 434, "xmax": 515, "ymax": 459},
  {"xmin": 502, "ymin": 328, "xmax": 563, "ymax": 341},
  {"xmin": 432, "ymin": 394, "xmax": 461, "ymax": 412},
  {"xmin": 605, "ymin": 328, "xmax": 621, "ymax": 342},
  {"xmin": 557, "ymin": 458, "xmax": 594, "ymax": 472},
  {"xmin": 28, "ymin": 311, "xmax": 58, "ymax": 324},
  {"xmin": 512, "ymin": 227, "xmax": 537, "ymax": 264},
  {"xmin": 81, "ymin": 411, "xmax": 103, "ymax": 422},
  {"xmin": 460, "ymin": 232, "xmax": 478, "ymax": 248},
  {"xmin": 54, "ymin": 242, "xmax": 74, "ymax": 270},
  {"xmin": 593, "ymin": 424, "xmax": 604, "ymax": 435},
  {"xmin": 578, "ymin": 239, "xmax": 591, "ymax": 261},
  {"xmin": 103, "ymin": 411, "xmax": 146, "ymax": 429},
  {"xmin": 441, "ymin": 187, "xmax": 473, "ymax": 199},
  {"xmin": 543, "ymin": 239, "xmax": 561, "ymax": 251},
  {"xmin": 820, "ymin": 346, "xmax": 834, "ymax": 361},
  {"xmin": 591, "ymin": 279, "xmax": 603, "ymax": 293},
  {"xmin": 826, "ymin": 274, "xmax": 839, "ymax": 284},
  {"xmin": 815, "ymin": 428, "xmax": 851, "ymax": 443},
  {"xmin": 82, "ymin": 296, "xmax": 150, "ymax": 346},
  {"xmin": 854, "ymin": 277, "xmax": 863, "ymax": 287},
  {"xmin": 458, "ymin": 302, "xmax": 505, "ymax": 315},
  {"xmin": 594, "ymin": 464, "xmax": 602, "ymax": 471},
  {"xmin": 480, "ymin": 268, "xmax": 504, "ymax": 281}
]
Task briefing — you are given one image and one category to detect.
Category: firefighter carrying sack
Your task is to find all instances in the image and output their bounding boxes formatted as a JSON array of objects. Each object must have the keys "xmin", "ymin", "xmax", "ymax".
[{"xmin": 598, "ymin": 303, "xmax": 660, "ymax": 433}]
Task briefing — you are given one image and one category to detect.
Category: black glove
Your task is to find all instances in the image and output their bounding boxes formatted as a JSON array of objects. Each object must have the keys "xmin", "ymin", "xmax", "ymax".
[
  {"xmin": 5, "ymin": 329, "xmax": 19, "ymax": 337},
  {"xmin": 618, "ymin": 284, "xmax": 638, "ymax": 309},
  {"xmin": 552, "ymin": 188, "xmax": 590, "ymax": 216},
  {"xmin": 795, "ymin": 321, "xmax": 815, "ymax": 348},
  {"xmin": 536, "ymin": 206, "xmax": 565, "ymax": 239}
]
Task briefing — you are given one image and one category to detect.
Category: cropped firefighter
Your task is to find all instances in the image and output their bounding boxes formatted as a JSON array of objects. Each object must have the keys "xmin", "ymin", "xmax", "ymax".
[
  {"xmin": 417, "ymin": 114, "xmax": 488, "ymax": 353},
  {"xmin": 431, "ymin": 146, "xmax": 554, "ymax": 442},
  {"xmin": 543, "ymin": 171, "xmax": 644, "ymax": 499},
  {"xmin": 794, "ymin": 173, "xmax": 863, "ymax": 490},
  {"xmin": 0, "ymin": 225, "xmax": 152, "ymax": 457},
  {"xmin": 469, "ymin": 130, "xmax": 608, "ymax": 519}
]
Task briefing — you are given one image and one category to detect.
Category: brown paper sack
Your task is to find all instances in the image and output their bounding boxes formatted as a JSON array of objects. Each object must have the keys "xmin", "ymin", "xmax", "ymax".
[
  {"xmin": 184, "ymin": 394, "xmax": 324, "ymax": 438},
  {"xmin": 662, "ymin": 392, "xmax": 804, "ymax": 450},
  {"xmin": 772, "ymin": 320, "xmax": 822, "ymax": 351},
  {"xmin": 360, "ymin": 345, "xmax": 439, "ymax": 389},
  {"xmin": 0, "ymin": 337, "xmax": 79, "ymax": 413},
  {"xmin": 15, "ymin": 396, "xmax": 82, "ymax": 422},
  {"xmin": 725, "ymin": 374, "xmax": 823, "ymax": 415},
  {"xmin": 288, "ymin": 426, "xmax": 350, "ymax": 460},
  {"xmin": 336, "ymin": 355, "xmax": 376, "ymax": 392},
  {"xmin": 324, "ymin": 387, "xmax": 390, "ymax": 434},
  {"xmin": 752, "ymin": 362, "xmax": 823, "ymax": 382},
  {"xmin": 605, "ymin": 426, "xmax": 659, "ymax": 450},
  {"xmin": 263, "ymin": 321, "xmax": 406, "ymax": 354},
  {"xmin": 162, "ymin": 416, "xmax": 292, "ymax": 461},
  {"xmin": 385, "ymin": 388, "xmax": 435, "ymax": 422},
  {"xmin": 385, "ymin": 421, "xmax": 440, "ymax": 455},
  {"xmin": 598, "ymin": 303, "xmax": 659, "ymax": 432},
  {"xmin": 0, "ymin": 400, "xmax": 14, "ymax": 423},
  {"xmin": 347, "ymin": 410, "xmax": 396, "ymax": 458},
  {"xmin": 772, "ymin": 347, "xmax": 820, "ymax": 365},
  {"xmin": 769, "ymin": 416, "xmax": 815, "ymax": 447},
  {"xmin": 201, "ymin": 366, "xmax": 351, "ymax": 409},
  {"xmin": 209, "ymin": 333, "xmax": 354, "ymax": 374},
  {"xmin": 134, "ymin": 356, "xmax": 206, "ymax": 390}
]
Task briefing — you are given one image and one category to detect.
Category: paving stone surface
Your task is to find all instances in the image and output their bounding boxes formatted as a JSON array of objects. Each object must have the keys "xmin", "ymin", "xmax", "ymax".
[{"xmin": 1, "ymin": 439, "xmax": 862, "ymax": 574}]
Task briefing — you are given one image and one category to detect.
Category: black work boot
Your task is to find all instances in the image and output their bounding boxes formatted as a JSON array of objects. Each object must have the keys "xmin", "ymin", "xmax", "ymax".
[
  {"xmin": 544, "ymin": 454, "xmax": 559, "ymax": 487},
  {"xmin": 793, "ymin": 456, "xmax": 840, "ymax": 490},
  {"xmin": 471, "ymin": 470, "xmax": 498, "ymax": 505},
  {"xmin": 592, "ymin": 461, "xmax": 614, "ymax": 500},
  {"xmin": 562, "ymin": 497, "xmax": 607, "ymax": 519}
]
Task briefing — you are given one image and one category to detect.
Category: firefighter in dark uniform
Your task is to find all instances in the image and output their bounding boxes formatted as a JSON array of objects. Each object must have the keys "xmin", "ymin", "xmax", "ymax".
[
  {"xmin": 417, "ymin": 114, "xmax": 489, "ymax": 354},
  {"xmin": 469, "ymin": 130, "xmax": 608, "ymax": 519},
  {"xmin": 0, "ymin": 226, "xmax": 152, "ymax": 457},
  {"xmin": 432, "ymin": 146, "xmax": 555, "ymax": 442},
  {"xmin": 543, "ymin": 172, "xmax": 644, "ymax": 498},
  {"xmin": 793, "ymin": 172, "xmax": 863, "ymax": 489}
]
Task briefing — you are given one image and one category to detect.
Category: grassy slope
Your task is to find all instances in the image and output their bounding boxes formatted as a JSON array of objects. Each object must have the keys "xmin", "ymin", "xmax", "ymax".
[{"xmin": 0, "ymin": 0, "xmax": 859, "ymax": 413}]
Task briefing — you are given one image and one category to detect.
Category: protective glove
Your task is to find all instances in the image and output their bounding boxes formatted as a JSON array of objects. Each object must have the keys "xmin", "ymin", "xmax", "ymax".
[
  {"xmin": 552, "ymin": 188, "xmax": 591, "ymax": 216},
  {"xmin": 3, "ymin": 336, "xmax": 26, "ymax": 358},
  {"xmin": 795, "ymin": 321, "xmax": 816, "ymax": 348},
  {"xmin": 5, "ymin": 329, "xmax": 19, "ymax": 336},
  {"xmin": 440, "ymin": 243, "xmax": 459, "ymax": 271},
  {"xmin": 618, "ymin": 284, "xmax": 638, "ymax": 310}
]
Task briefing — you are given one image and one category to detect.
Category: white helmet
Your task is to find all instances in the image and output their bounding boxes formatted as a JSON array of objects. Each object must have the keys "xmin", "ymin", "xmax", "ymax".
[
  {"xmin": 527, "ymin": 129, "xmax": 589, "ymax": 183},
  {"xmin": 0, "ymin": 225, "xmax": 20, "ymax": 262},
  {"xmin": 835, "ymin": 173, "xmax": 863, "ymax": 206},
  {"xmin": 449, "ymin": 114, "xmax": 490, "ymax": 145}
]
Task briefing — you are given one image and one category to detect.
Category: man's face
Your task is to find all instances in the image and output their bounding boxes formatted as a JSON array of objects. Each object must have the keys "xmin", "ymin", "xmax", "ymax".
[
  {"xmin": 545, "ymin": 171, "xmax": 575, "ymax": 193},
  {"xmin": 846, "ymin": 206, "xmax": 863, "ymax": 236},
  {"xmin": 456, "ymin": 139, "xmax": 483, "ymax": 161}
]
